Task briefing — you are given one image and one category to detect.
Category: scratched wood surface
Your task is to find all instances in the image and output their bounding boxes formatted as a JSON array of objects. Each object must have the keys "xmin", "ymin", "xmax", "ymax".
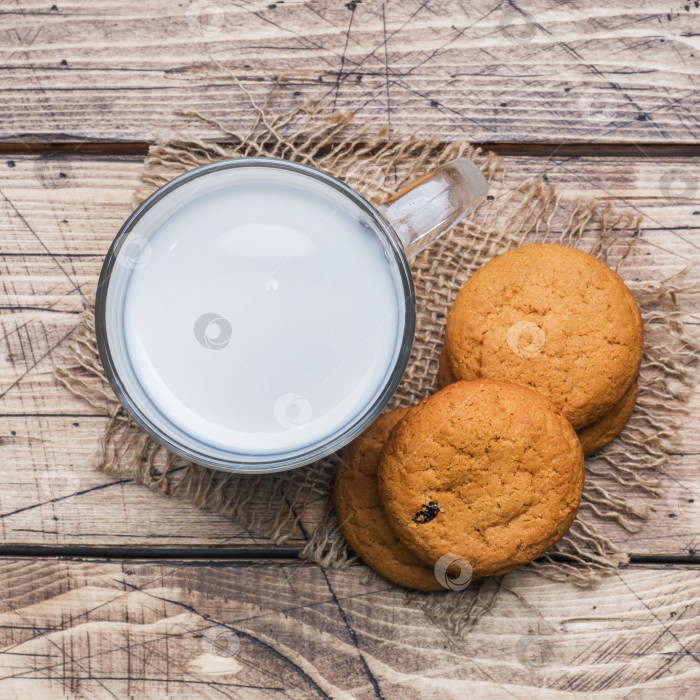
[
  {"xmin": 0, "ymin": 153, "xmax": 698, "ymax": 555},
  {"xmin": 0, "ymin": 559, "xmax": 697, "ymax": 698},
  {"xmin": 1, "ymin": 1, "xmax": 699, "ymax": 145},
  {"xmin": 1, "ymin": 0, "xmax": 700, "ymax": 696}
]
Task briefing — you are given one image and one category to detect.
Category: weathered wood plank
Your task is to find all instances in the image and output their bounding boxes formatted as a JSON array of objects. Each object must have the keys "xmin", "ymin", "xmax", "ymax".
[
  {"xmin": 1, "ymin": 154, "xmax": 698, "ymax": 258},
  {"xmin": 0, "ymin": 559, "xmax": 697, "ymax": 698},
  {"xmin": 1, "ymin": 153, "xmax": 697, "ymax": 416},
  {"xmin": 0, "ymin": 414, "xmax": 698, "ymax": 555},
  {"xmin": 0, "ymin": 416, "xmax": 307, "ymax": 550},
  {"xmin": 1, "ymin": 1, "xmax": 699, "ymax": 145},
  {"xmin": 0, "ymin": 152, "xmax": 698, "ymax": 552}
]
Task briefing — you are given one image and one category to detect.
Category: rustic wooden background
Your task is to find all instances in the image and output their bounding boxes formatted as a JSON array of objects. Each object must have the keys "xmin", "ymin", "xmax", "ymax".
[{"xmin": 1, "ymin": 1, "xmax": 699, "ymax": 697}]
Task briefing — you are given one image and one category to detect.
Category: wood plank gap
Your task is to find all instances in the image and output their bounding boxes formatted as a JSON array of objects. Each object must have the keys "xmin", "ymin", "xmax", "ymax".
[
  {"xmin": 2, "ymin": 142, "xmax": 700, "ymax": 158},
  {"xmin": 0, "ymin": 547, "xmax": 303, "ymax": 560},
  {"xmin": 0, "ymin": 547, "xmax": 696, "ymax": 565}
]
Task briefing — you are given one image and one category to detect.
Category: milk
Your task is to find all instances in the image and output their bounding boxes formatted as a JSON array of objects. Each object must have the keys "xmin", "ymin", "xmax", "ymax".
[{"xmin": 119, "ymin": 166, "xmax": 402, "ymax": 456}]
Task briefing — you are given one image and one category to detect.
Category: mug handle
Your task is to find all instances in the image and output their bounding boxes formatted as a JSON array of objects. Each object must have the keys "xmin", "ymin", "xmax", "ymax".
[{"xmin": 378, "ymin": 158, "xmax": 488, "ymax": 258}]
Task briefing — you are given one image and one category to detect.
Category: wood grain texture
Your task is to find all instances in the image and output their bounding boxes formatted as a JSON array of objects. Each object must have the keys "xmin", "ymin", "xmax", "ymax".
[
  {"xmin": 0, "ymin": 1, "xmax": 699, "ymax": 145},
  {"xmin": 1, "ymin": 2, "xmax": 699, "ymax": 693},
  {"xmin": 0, "ymin": 559, "xmax": 697, "ymax": 698},
  {"xmin": 0, "ymin": 153, "xmax": 698, "ymax": 553},
  {"xmin": 0, "ymin": 413, "xmax": 698, "ymax": 554},
  {"xmin": 0, "ymin": 416, "xmax": 308, "ymax": 550},
  {"xmin": 2, "ymin": 153, "xmax": 699, "ymax": 256}
]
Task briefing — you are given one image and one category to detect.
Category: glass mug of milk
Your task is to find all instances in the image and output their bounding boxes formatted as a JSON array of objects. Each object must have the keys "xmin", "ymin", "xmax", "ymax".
[{"xmin": 96, "ymin": 157, "xmax": 487, "ymax": 473}]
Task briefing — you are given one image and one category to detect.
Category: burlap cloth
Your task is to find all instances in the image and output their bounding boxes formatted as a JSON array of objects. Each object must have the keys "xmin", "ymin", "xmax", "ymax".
[{"xmin": 57, "ymin": 87, "xmax": 699, "ymax": 636}]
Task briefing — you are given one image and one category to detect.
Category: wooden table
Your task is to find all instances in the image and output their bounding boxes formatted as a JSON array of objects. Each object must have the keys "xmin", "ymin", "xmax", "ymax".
[{"xmin": 1, "ymin": 1, "xmax": 699, "ymax": 697}]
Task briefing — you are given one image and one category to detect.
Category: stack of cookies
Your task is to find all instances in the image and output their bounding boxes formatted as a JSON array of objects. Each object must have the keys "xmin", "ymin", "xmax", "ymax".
[{"xmin": 335, "ymin": 244, "xmax": 643, "ymax": 590}]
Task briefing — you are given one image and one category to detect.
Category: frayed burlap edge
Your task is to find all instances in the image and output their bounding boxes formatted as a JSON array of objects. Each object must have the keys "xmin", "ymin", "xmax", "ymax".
[{"xmin": 56, "ymin": 85, "xmax": 700, "ymax": 639}]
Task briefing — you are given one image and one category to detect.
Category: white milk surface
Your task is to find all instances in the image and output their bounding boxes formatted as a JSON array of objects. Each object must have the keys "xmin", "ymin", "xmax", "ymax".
[{"xmin": 122, "ymin": 169, "xmax": 401, "ymax": 455}]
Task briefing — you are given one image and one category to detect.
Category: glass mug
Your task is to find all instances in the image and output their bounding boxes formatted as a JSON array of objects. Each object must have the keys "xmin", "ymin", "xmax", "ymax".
[{"xmin": 96, "ymin": 157, "xmax": 487, "ymax": 473}]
